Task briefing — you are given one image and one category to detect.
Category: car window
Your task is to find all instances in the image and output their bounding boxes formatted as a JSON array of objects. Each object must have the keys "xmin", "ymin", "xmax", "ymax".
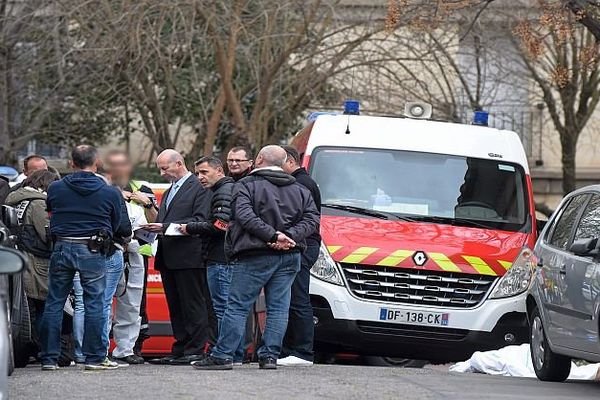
[
  {"xmin": 549, "ymin": 194, "xmax": 589, "ymax": 249},
  {"xmin": 574, "ymin": 194, "xmax": 600, "ymax": 241}
]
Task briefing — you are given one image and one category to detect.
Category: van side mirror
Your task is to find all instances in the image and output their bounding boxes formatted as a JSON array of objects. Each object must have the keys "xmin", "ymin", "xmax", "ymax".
[
  {"xmin": 569, "ymin": 238, "xmax": 599, "ymax": 257},
  {"xmin": 0, "ymin": 248, "xmax": 26, "ymax": 275}
]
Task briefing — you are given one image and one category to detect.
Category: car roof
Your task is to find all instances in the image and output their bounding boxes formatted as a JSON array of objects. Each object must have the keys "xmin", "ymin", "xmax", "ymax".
[
  {"xmin": 306, "ymin": 114, "xmax": 530, "ymax": 172},
  {"xmin": 564, "ymin": 185, "xmax": 600, "ymax": 198}
]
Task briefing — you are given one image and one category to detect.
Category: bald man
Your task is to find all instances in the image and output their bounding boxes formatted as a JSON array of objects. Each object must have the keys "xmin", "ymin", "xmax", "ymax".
[
  {"xmin": 146, "ymin": 149, "xmax": 216, "ymax": 365},
  {"xmin": 192, "ymin": 145, "xmax": 319, "ymax": 371}
]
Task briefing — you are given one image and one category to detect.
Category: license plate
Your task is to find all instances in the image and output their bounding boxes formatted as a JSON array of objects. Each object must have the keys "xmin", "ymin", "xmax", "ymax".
[{"xmin": 379, "ymin": 308, "xmax": 449, "ymax": 326}]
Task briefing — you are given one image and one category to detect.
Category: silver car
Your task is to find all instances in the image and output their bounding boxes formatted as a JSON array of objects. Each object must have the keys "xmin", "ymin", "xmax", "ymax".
[
  {"xmin": 0, "ymin": 247, "xmax": 27, "ymax": 398},
  {"xmin": 528, "ymin": 185, "xmax": 600, "ymax": 381}
]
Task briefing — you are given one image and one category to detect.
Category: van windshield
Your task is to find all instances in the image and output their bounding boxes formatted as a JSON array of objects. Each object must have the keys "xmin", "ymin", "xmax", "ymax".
[{"xmin": 310, "ymin": 147, "xmax": 529, "ymax": 232}]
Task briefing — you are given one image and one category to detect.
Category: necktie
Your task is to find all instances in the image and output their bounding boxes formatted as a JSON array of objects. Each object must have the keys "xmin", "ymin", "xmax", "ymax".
[{"xmin": 165, "ymin": 183, "xmax": 178, "ymax": 209}]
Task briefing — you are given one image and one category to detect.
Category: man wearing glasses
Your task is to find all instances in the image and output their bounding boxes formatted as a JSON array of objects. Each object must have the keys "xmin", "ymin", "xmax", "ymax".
[{"xmin": 226, "ymin": 146, "xmax": 253, "ymax": 181}]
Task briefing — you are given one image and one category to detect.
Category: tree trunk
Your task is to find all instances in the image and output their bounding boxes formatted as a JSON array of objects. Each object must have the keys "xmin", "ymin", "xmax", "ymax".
[
  {"xmin": 560, "ymin": 129, "xmax": 578, "ymax": 195},
  {"xmin": 0, "ymin": 47, "xmax": 14, "ymax": 166},
  {"xmin": 203, "ymin": 88, "xmax": 226, "ymax": 155}
]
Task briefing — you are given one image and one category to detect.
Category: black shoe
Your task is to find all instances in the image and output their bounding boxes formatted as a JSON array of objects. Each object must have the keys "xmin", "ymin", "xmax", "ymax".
[
  {"xmin": 169, "ymin": 354, "xmax": 206, "ymax": 365},
  {"xmin": 148, "ymin": 355, "xmax": 179, "ymax": 365},
  {"xmin": 191, "ymin": 356, "xmax": 233, "ymax": 371},
  {"xmin": 115, "ymin": 354, "xmax": 145, "ymax": 365},
  {"xmin": 258, "ymin": 357, "xmax": 277, "ymax": 370}
]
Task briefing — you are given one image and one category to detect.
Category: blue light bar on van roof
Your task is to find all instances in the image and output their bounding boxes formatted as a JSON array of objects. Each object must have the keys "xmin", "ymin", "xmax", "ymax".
[
  {"xmin": 343, "ymin": 99, "xmax": 360, "ymax": 115},
  {"xmin": 307, "ymin": 111, "xmax": 338, "ymax": 122},
  {"xmin": 473, "ymin": 111, "xmax": 489, "ymax": 126}
]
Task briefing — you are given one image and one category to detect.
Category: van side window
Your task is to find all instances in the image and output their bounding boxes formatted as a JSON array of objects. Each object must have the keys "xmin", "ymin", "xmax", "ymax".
[
  {"xmin": 549, "ymin": 195, "xmax": 588, "ymax": 250},
  {"xmin": 573, "ymin": 195, "xmax": 600, "ymax": 242}
]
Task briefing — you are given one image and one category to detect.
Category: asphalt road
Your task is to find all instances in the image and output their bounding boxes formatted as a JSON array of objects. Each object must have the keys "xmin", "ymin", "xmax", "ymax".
[{"xmin": 8, "ymin": 363, "xmax": 600, "ymax": 400}]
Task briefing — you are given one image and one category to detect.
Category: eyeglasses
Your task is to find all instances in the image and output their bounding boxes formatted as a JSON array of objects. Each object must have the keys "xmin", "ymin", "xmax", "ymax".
[{"xmin": 226, "ymin": 159, "xmax": 250, "ymax": 164}]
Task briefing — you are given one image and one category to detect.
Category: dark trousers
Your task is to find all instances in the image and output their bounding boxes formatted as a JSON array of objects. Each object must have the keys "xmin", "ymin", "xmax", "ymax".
[
  {"xmin": 281, "ymin": 243, "xmax": 320, "ymax": 361},
  {"xmin": 160, "ymin": 268, "xmax": 216, "ymax": 356}
]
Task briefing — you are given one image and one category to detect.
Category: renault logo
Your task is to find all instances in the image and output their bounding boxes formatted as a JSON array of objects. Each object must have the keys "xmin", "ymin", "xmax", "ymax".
[{"xmin": 412, "ymin": 251, "xmax": 428, "ymax": 266}]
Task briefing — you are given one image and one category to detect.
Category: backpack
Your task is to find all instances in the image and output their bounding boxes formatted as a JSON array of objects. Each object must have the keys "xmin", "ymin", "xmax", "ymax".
[{"xmin": 15, "ymin": 199, "xmax": 52, "ymax": 258}]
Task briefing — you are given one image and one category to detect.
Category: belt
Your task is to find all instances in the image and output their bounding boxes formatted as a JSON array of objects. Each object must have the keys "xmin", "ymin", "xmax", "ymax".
[{"xmin": 56, "ymin": 237, "xmax": 91, "ymax": 244}]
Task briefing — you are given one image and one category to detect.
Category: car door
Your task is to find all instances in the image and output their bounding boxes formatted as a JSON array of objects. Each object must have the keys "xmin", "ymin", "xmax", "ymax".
[
  {"xmin": 559, "ymin": 194, "xmax": 600, "ymax": 353},
  {"xmin": 536, "ymin": 193, "xmax": 589, "ymax": 346}
]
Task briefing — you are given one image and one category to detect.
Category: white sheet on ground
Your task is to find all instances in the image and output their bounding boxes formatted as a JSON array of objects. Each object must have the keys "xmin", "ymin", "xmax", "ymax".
[{"xmin": 449, "ymin": 344, "xmax": 599, "ymax": 380}]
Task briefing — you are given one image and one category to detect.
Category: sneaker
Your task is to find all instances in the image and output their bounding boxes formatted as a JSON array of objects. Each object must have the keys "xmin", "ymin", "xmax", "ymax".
[
  {"xmin": 84, "ymin": 357, "xmax": 119, "ymax": 371},
  {"xmin": 111, "ymin": 358, "xmax": 130, "ymax": 368},
  {"xmin": 277, "ymin": 356, "xmax": 313, "ymax": 367},
  {"xmin": 233, "ymin": 361, "xmax": 243, "ymax": 367},
  {"xmin": 41, "ymin": 364, "xmax": 59, "ymax": 371},
  {"xmin": 258, "ymin": 357, "xmax": 277, "ymax": 370},
  {"xmin": 191, "ymin": 356, "xmax": 233, "ymax": 371},
  {"xmin": 114, "ymin": 354, "xmax": 144, "ymax": 365}
]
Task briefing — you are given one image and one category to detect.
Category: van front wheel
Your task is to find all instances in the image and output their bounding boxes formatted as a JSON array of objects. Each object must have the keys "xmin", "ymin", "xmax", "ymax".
[{"xmin": 530, "ymin": 307, "xmax": 571, "ymax": 382}]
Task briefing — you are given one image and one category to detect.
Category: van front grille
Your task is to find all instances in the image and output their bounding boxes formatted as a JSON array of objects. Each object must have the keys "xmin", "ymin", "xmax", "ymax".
[{"xmin": 341, "ymin": 264, "xmax": 497, "ymax": 308}]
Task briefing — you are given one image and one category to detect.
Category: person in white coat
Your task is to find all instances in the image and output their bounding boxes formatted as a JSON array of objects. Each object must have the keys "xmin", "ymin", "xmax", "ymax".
[{"xmin": 111, "ymin": 199, "xmax": 148, "ymax": 365}]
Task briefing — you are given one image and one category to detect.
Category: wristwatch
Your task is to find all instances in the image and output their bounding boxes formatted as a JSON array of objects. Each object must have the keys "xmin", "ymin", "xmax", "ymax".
[{"xmin": 143, "ymin": 202, "xmax": 154, "ymax": 209}]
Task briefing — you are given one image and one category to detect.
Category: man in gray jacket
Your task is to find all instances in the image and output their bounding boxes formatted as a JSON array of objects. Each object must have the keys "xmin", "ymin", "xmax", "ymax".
[{"xmin": 192, "ymin": 145, "xmax": 320, "ymax": 371}]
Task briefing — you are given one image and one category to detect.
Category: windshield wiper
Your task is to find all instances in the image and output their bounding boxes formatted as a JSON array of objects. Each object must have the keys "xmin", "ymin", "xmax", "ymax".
[
  {"xmin": 322, "ymin": 203, "xmax": 414, "ymax": 222},
  {"xmin": 407, "ymin": 215, "xmax": 494, "ymax": 229}
]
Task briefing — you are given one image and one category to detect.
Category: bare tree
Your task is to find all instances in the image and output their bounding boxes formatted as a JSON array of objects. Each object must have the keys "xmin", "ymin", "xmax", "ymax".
[
  {"xmin": 0, "ymin": 0, "xmax": 67, "ymax": 163},
  {"xmin": 514, "ymin": 13, "xmax": 600, "ymax": 194}
]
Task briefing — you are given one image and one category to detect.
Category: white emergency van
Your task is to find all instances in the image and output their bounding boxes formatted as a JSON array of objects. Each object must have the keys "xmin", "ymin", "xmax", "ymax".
[{"xmin": 291, "ymin": 102, "xmax": 539, "ymax": 362}]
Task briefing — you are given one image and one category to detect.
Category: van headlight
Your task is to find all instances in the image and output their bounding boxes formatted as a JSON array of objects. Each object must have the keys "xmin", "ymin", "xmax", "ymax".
[
  {"xmin": 489, "ymin": 247, "xmax": 536, "ymax": 299},
  {"xmin": 310, "ymin": 242, "xmax": 344, "ymax": 286}
]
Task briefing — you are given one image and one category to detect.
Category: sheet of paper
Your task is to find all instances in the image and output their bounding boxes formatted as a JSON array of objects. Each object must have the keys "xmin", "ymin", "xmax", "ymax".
[{"xmin": 164, "ymin": 223, "xmax": 185, "ymax": 236}]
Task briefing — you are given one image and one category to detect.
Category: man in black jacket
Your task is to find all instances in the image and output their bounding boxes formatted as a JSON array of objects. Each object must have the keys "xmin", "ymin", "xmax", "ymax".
[
  {"xmin": 179, "ymin": 156, "xmax": 244, "ymax": 364},
  {"xmin": 226, "ymin": 146, "xmax": 253, "ymax": 181},
  {"xmin": 279, "ymin": 145, "xmax": 322, "ymax": 366},
  {"xmin": 192, "ymin": 145, "xmax": 319, "ymax": 371},
  {"xmin": 145, "ymin": 149, "xmax": 216, "ymax": 365}
]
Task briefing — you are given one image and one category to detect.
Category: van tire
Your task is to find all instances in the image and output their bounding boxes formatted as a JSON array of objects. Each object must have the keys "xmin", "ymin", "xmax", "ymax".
[
  {"xmin": 363, "ymin": 357, "xmax": 428, "ymax": 368},
  {"xmin": 530, "ymin": 307, "xmax": 571, "ymax": 382}
]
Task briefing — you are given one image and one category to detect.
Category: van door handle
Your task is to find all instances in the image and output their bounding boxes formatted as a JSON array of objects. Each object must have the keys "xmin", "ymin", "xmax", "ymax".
[{"xmin": 559, "ymin": 264, "xmax": 567, "ymax": 275}]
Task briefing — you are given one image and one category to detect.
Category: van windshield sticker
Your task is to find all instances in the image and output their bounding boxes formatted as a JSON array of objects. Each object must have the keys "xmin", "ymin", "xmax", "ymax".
[
  {"xmin": 498, "ymin": 164, "xmax": 515, "ymax": 172},
  {"xmin": 322, "ymin": 149, "xmax": 364, "ymax": 154}
]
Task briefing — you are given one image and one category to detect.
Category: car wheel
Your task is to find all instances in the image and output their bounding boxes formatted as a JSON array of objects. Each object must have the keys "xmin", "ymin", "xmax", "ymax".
[{"xmin": 530, "ymin": 307, "xmax": 571, "ymax": 382}]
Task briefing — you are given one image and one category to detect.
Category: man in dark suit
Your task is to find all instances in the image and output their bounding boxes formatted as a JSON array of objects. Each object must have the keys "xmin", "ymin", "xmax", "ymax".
[{"xmin": 145, "ymin": 149, "xmax": 216, "ymax": 365}]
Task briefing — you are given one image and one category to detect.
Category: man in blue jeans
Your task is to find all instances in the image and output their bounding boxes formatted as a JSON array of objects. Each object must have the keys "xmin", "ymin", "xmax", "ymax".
[
  {"xmin": 72, "ymin": 250, "xmax": 125, "ymax": 365},
  {"xmin": 40, "ymin": 145, "xmax": 131, "ymax": 371},
  {"xmin": 180, "ymin": 156, "xmax": 244, "ymax": 363},
  {"xmin": 192, "ymin": 145, "xmax": 319, "ymax": 371}
]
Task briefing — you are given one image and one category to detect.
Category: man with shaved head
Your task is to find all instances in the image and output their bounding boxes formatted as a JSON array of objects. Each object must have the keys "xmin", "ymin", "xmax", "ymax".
[
  {"xmin": 146, "ymin": 149, "xmax": 216, "ymax": 365},
  {"xmin": 192, "ymin": 145, "xmax": 320, "ymax": 371}
]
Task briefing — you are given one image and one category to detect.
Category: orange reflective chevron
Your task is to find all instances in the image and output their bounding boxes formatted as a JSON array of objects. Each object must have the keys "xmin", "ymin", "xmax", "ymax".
[{"xmin": 326, "ymin": 245, "xmax": 512, "ymax": 276}]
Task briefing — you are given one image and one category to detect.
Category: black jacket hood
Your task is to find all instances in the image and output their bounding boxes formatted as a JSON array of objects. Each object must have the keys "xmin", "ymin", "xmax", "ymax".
[
  {"xmin": 250, "ymin": 168, "xmax": 295, "ymax": 186},
  {"xmin": 63, "ymin": 172, "xmax": 106, "ymax": 196}
]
